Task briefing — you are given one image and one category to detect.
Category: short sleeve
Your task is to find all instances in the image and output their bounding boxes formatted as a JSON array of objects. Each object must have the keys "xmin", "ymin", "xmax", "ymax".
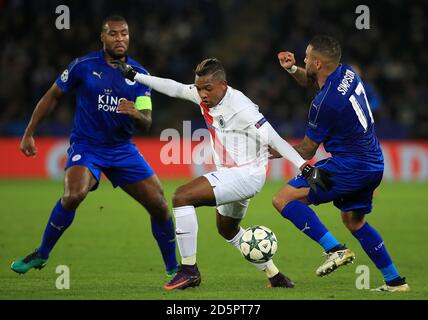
[
  {"xmin": 55, "ymin": 59, "xmax": 81, "ymax": 93},
  {"xmin": 136, "ymin": 83, "xmax": 152, "ymax": 98},
  {"xmin": 305, "ymin": 101, "xmax": 336, "ymax": 143}
]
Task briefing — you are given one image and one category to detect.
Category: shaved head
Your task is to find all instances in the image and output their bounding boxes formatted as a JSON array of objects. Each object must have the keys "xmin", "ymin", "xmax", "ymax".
[
  {"xmin": 309, "ymin": 34, "xmax": 341, "ymax": 64},
  {"xmin": 195, "ymin": 58, "xmax": 226, "ymax": 81},
  {"xmin": 101, "ymin": 15, "xmax": 127, "ymax": 33}
]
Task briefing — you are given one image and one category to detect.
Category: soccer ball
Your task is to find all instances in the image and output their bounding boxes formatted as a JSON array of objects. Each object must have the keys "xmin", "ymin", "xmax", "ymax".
[{"xmin": 239, "ymin": 225, "xmax": 278, "ymax": 263}]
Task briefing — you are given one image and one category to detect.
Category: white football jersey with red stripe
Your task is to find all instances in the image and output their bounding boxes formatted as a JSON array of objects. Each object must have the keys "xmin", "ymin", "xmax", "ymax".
[{"xmin": 182, "ymin": 85, "xmax": 269, "ymax": 169}]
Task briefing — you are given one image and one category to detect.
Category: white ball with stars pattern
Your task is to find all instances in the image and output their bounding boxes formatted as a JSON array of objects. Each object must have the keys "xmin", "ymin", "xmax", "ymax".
[{"xmin": 239, "ymin": 226, "xmax": 278, "ymax": 263}]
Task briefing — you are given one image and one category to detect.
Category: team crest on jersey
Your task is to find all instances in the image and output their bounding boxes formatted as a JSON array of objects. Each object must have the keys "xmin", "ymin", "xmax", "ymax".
[
  {"xmin": 218, "ymin": 116, "xmax": 226, "ymax": 128},
  {"xmin": 71, "ymin": 154, "xmax": 81, "ymax": 162},
  {"xmin": 61, "ymin": 69, "xmax": 69, "ymax": 82},
  {"xmin": 125, "ymin": 78, "xmax": 136, "ymax": 86}
]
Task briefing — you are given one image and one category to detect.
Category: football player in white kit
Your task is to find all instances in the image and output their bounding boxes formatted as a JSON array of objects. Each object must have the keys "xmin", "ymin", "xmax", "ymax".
[{"xmin": 113, "ymin": 58, "xmax": 330, "ymax": 290}]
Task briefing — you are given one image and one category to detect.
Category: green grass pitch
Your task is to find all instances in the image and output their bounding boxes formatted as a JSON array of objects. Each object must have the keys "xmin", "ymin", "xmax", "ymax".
[{"xmin": 0, "ymin": 179, "xmax": 427, "ymax": 300}]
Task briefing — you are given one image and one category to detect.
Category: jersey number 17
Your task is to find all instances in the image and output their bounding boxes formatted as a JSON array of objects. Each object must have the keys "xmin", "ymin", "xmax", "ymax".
[{"xmin": 349, "ymin": 82, "xmax": 375, "ymax": 132}]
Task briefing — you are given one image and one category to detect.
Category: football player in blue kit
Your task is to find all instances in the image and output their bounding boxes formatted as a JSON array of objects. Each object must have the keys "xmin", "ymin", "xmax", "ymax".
[
  {"xmin": 271, "ymin": 35, "xmax": 409, "ymax": 292},
  {"xmin": 11, "ymin": 15, "xmax": 178, "ymax": 277}
]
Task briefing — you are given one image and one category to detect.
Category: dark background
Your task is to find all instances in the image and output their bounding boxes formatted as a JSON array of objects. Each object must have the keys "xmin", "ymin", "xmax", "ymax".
[{"xmin": 0, "ymin": 0, "xmax": 426, "ymax": 139}]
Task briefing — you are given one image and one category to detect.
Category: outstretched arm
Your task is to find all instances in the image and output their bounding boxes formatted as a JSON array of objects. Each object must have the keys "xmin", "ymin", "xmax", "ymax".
[
  {"xmin": 260, "ymin": 122, "xmax": 330, "ymax": 192},
  {"xmin": 259, "ymin": 121, "xmax": 306, "ymax": 169},
  {"xmin": 293, "ymin": 135, "xmax": 320, "ymax": 160},
  {"xmin": 134, "ymin": 73, "xmax": 199, "ymax": 103},
  {"xmin": 113, "ymin": 60, "xmax": 200, "ymax": 104},
  {"xmin": 270, "ymin": 135, "xmax": 319, "ymax": 160}
]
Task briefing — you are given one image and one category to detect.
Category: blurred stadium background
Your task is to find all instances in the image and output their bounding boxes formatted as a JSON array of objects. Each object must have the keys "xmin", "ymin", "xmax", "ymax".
[
  {"xmin": 1, "ymin": 0, "xmax": 427, "ymax": 180},
  {"xmin": 0, "ymin": 0, "xmax": 427, "ymax": 300},
  {"xmin": 1, "ymin": 0, "xmax": 427, "ymax": 138}
]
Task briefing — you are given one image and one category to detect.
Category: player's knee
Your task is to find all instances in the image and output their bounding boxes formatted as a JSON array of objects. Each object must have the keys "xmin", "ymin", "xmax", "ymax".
[
  {"xmin": 272, "ymin": 193, "xmax": 289, "ymax": 212},
  {"xmin": 147, "ymin": 196, "xmax": 170, "ymax": 221},
  {"xmin": 172, "ymin": 187, "xmax": 191, "ymax": 208},
  {"xmin": 273, "ymin": 187, "xmax": 309, "ymax": 213},
  {"xmin": 62, "ymin": 190, "xmax": 88, "ymax": 210},
  {"xmin": 156, "ymin": 197, "xmax": 169, "ymax": 215},
  {"xmin": 343, "ymin": 221, "xmax": 363, "ymax": 233},
  {"xmin": 341, "ymin": 213, "xmax": 365, "ymax": 233}
]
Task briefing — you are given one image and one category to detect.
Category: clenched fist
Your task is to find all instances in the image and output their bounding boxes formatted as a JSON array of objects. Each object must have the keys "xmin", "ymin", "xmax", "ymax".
[
  {"xmin": 278, "ymin": 51, "xmax": 296, "ymax": 70},
  {"xmin": 117, "ymin": 99, "xmax": 141, "ymax": 119},
  {"xmin": 20, "ymin": 135, "xmax": 37, "ymax": 157}
]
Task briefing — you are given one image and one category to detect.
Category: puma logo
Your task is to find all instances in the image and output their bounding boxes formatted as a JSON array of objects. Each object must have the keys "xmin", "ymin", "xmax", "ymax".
[
  {"xmin": 50, "ymin": 222, "xmax": 64, "ymax": 231},
  {"xmin": 92, "ymin": 71, "xmax": 102, "ymax": 79},
  {"xmin": 301, "ymin": 223, "xmax": 310, "ymax": 233}
]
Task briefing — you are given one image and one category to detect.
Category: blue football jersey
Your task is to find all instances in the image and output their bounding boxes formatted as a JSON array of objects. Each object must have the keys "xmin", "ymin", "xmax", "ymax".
[
  {"xmin": 55, "ymin": 50, "xmax": 151, "ymax": 145},
  {"xmin": 306, "ymin": 64, "xmax": 384, "ymax": 171}
]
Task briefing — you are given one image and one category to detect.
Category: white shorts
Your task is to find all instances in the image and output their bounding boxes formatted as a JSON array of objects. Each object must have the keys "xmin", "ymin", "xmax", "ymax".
[{"xmin": 203, "ymin": 165, "xmax": 266, "ymax": 219}]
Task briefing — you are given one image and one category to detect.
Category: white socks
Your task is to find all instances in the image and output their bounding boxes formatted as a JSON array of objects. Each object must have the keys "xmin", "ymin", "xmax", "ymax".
[
  {"xmin": 227, "ymin": 227, "xmax": 279, "ymax": 278},
  {"xmin": 173, "ymin": 209, "xmax": 280, "ymax": 279},
  {"xmin": 227, "ymin": 227, "xmax": 245, "ymax": 247},
  {"xmin": 173, "ymin": 206, "xmax": 198, "ymax": 265}
]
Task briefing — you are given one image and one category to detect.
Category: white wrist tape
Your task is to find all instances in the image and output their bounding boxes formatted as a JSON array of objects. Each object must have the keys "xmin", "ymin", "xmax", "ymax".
[{"xmin": 286, "ymin": 65, "xmax": 298, "ymax": 74}]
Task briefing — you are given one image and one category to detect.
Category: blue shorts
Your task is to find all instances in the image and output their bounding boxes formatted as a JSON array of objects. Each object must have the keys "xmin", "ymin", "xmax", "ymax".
[
  {"xmin": 288, "ymin": 158, "xmax": 383, "ymax": 215},
  {"xmin": 65, "ymin": 142, "xmax": 155, "ymax": 190}
]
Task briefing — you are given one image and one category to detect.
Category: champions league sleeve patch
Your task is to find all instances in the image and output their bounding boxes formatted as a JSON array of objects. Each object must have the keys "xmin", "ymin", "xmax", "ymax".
[
  {"xmin": 61, "ymin": 69, "xmax": 69, "ymax": 82},
  {"xmin": 255, "ymin": 117, "xmax": 267, "ymax": 128}
]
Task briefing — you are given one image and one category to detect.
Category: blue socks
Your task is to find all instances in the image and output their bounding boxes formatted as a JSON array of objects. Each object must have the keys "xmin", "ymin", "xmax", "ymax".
[
  {"xmin": 38, "ymin": 200, "xmax": 75, "ymax": 259},
  {"xmin": 151, "ymin": 217, "xmax": 178, "ymax": 273},
  {"xmin": 281, "ymin": 201, "xmax": 340, "ymax": 252},
  {"xmin": 281, "ymin": 201, "xmax": 401, "ymax": 283},
  {"xmin": 352, "ymin": 222, "xmax": 400, "ymax": 282},
  {"xmin": 37, "ymin": 200, "xmax": 178, "ymax": 274}
]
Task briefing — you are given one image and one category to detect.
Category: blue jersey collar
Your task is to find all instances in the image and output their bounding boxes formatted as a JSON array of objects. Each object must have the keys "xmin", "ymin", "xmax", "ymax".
[
  {"xmin": 319, "ymin": 63, "xmax": 343, "ymax": 91},
  {"xmin": 324, "ymin": 63, "xmax": 342, "ymax": 86},
  {"xmin": 98, "ymin": 50, "xmax": 107, "ymax": 64},
  {"xmin": 98, "ymin": 49, "xmax": 130, "ymax": 65}
]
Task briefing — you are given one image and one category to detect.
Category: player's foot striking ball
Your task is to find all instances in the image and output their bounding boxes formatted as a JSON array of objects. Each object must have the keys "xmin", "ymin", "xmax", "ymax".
[
  {"xmin": 11, "ymin": 250, "xmax": 47, "ymax": 274},
  {"xmin": 114, "ymin": 57, "xmax": 326, "ymax": 290},
  {"xmin": 239, "ymin": 226, "xmax": 278, "ymax": 263}
]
